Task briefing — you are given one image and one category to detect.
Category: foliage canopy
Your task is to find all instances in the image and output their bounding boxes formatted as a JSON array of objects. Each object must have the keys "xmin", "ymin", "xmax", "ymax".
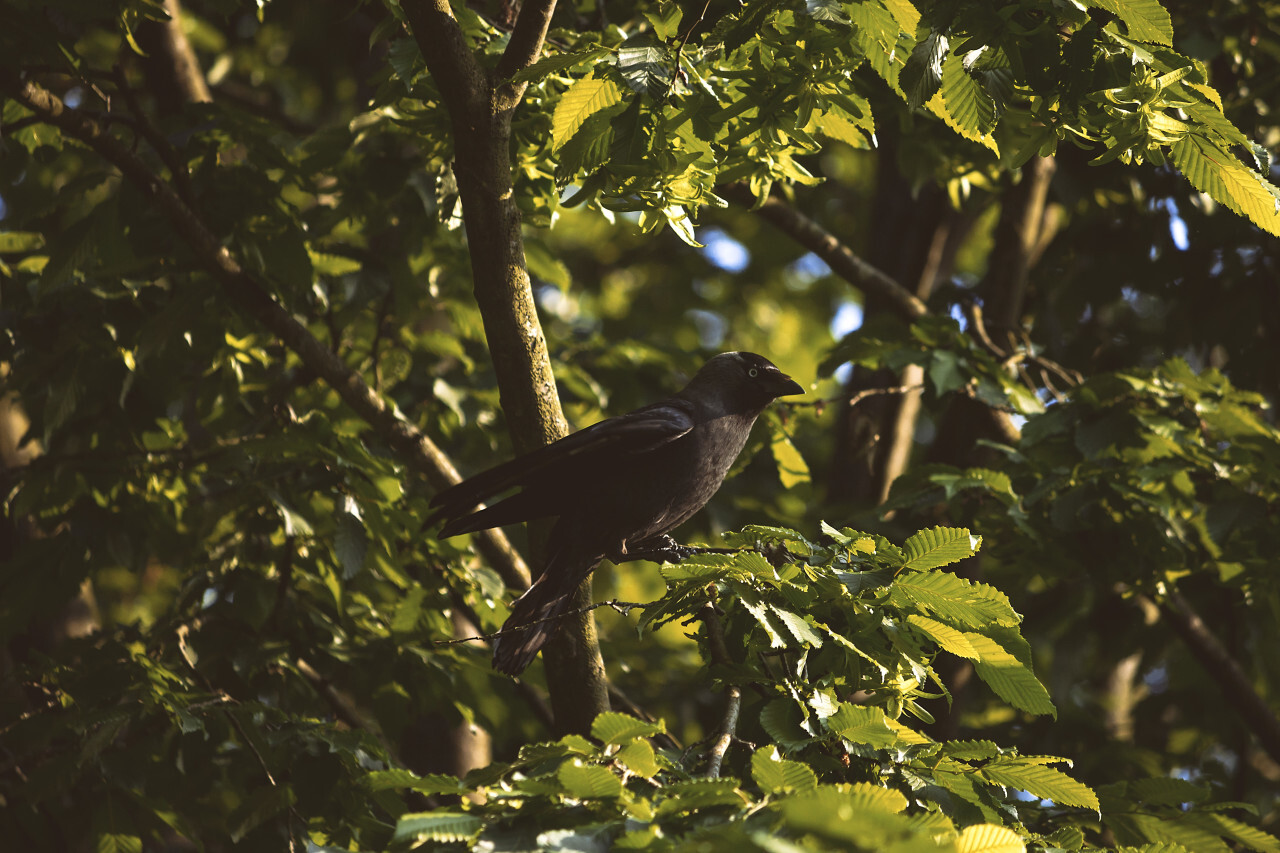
[{"xmin": 1, "ymin": 0, "xmax": 1279, "ymax": 851}]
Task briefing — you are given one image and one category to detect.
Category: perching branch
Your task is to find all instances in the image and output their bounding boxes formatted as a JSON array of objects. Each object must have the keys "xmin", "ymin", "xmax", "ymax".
[{"xmin": 0, "ymin": 75, "xmax": 532, "ymax": 593}]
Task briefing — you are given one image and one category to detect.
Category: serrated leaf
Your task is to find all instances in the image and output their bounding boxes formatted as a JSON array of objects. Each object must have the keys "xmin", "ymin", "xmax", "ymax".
[
  {"xmin": 591, "ymin": 711, "xmax": 664, "ymax": 745},
  {"xmin": 752, "ymin": 747, "xmax": 819, "ymax": 794},
  {"xmin": 882, "ymin": 0, "xmax": 920, "ymax": 31},
  {"xmin": 1171, "ymin": 135, "xmax": 1280, "ymax": 236},
  {"xmin": 364, "ymin": 769, "xmax": 464, "ymax": 795},
  {"xmin": 891, "ymin": 571, "xmax": 1018, "ymax": 628},
  {"xmin": 902, "ymin": 526, "xmax": 982, "ymax": 571},
  {"xmin": 956, "ymin": 823, "xmax": 1026, "ymax": 853},
  {"xmin": 616, "ymin": 739, "xmax": 660, "ymax": 777},
  {"xmin": 654, "ymin": 779, "xmax": 748, "ymax": 815},
  {"xmin": 618, "ymin": 43, "xmax": 671, "ymax": 95},
  {"xmin": 1083, "ymin": 0, "xmax": 1173, "ymax": 45},
  {"xmin": 983, "ymin": 760, "xmax": 1097, "ymax": 809},
  {"xmin": 942, "ymin": 739, "xmax": 1002, "ymax": 761},
  {"xmin": 770, "ymin": 606, "xmax": 824, "ymax": 648},
  {"xmin": 392, "ymin": 812, "xmax": 483, "ymax": 845},
  {"xmin": 1127, "ymin": 776, "xmax": 1211, "ymax": 806},
  {"xmin": 907, "ymin": 614, "xmax": 979, "ymax": 658},
  {"xmin": 551, "ymin": 78, "xmax": 624, "ymax": 152},
  {"xmin": 900, "ymin": 30, "xmax": 948, "ymax": 110},
  {"xmin": 967, "ymin": 633, "xmax": 1056, "ymax": 717},
  {"xmin": 509, "ymin": 46, "xmax": 609, "ymax": 83},
  {"xmin": 97, "ymin": 834, "xmax": 143, "ymax": 853},
  {"xmin": 932, "ymin": 51, "xmax": 999, "ymax": 153},
  {"xmin": 741, "ymin": 595, "xmax": 788, "ymax": 648},
  {"xmin": 825, "ymin": 703, "xmax": 899, "ymax": 747},
  {"xmin": 760, "ymin": 698, "xmax": 810, "ymax": 749},
  {"xmin": 1202, "ymin": 812, "xmax": 1280, "ymax": 852},
  {"xmin": 771, "ymin": 429, "xmax": 811, "ymax": 488},
  {"xmin": 559, "ymin": 760, "xmax": 624, "ymax": 798}
]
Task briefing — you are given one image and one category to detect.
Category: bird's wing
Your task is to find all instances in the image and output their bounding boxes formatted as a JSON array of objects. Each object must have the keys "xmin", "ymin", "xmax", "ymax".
[{"xmin": 427, "ymin": 399, "xmax": 695, "ymax": 531}]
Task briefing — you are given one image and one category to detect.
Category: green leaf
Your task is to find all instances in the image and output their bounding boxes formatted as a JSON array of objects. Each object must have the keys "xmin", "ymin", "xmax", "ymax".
[
  {"xmin": 825, "ymin": 703, "xmax": 899, "ymax": 748},
  {"xmin": 891, "ymin": 571, "xmax": 1019, "ymax": 629},
  {"xmin": 0, "ymin": 231, "xmax": 45, "ymax": 253},
  {"xmin": 558, "ymin": 760, "xmax": 625, "ymax": 798},
  {"xmin": 591, "ymin": 711, "xmax": 664, "ymax": 745},
  {"xmin": 96, "ymin": 834, "xmax": 143, "ymax": 853},
  {"xmin": 618, "ymin": 43, "xmax": 671, "ymax": 95},
  {"xmin": 942, "ymin": 739, "xmax": 1002, "ymax": 761},
  {"xmin": 1171, "ymin": 135, "xmax": 1280, "ymax": 237},
  {"xmin": 741, "ymin": 594, "xmax": 789, "ymax": 648},
  {"xmin": 982, "ymin": 759, "xmax": 1098, "ymax": 810},
  {"xmin": 1083, "ymin": 0, "xmax": 1173, "ymax": 45},
  {"xmin": 616, "ymin": 739, "xmax": 660, "ymax": 777},
  {"xmin": 967, "ymin": 634, "xmax": 1056, "ymax": 717},
  {"xmin": 509, "ymin": 46, "xmax": 610, "ymax": 84},
  {"xmin": 771, "ymin": 429, "xmax": 811, "ymax": 488},
  {"xmin": 760, "ymin": 698, "xmax": 811, "ymax": 749},
  {"xmin": 907, "ymin": 614, "xmax": 979, "ymax": 659},
  {"xmin": 902, "ymin": 526, "xmax": 982, "ymax": 571},
  {"xmin": 1201, "ymin": 812, "xmax": 1280, "ymax": 852},
  {"xmin": 752, "ymin": 747, "xmax": 819, "ymax": 794},
  {"xmin": 900, "ymin": 30, "xmax": 948, "ymax": 110},
  {"xmin": 392, "ymin": 812, "xmax": 483, "ymax": 845},
  {"xmin": 654, "ymin": 779, "xmax": 747, "ymax": 815},
  {"xmin": 551, "ymin": 77, "xmax": 625, "ymax": 152},
  {"xmin": 955, "ymin": 823, "xmax": 1026, "ymax": 853},
  {"xmin": 364, "ymin": 769, "xmax": 464, "ymax": 795},
  {"xmin": 769, "ymin": 605, "xmax": 824, "ymax": 648},
  {"xmin": 335, "ymin": 503, "xmax": 367, "ymax": 579}
]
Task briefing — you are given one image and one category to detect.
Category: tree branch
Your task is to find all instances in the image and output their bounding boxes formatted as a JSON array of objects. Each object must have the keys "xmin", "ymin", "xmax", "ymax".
[
  {"xmin": 0, "ymin": 75, "xmax": 531, "ymax": 592},
  {"xmin": 404, "ymin": 0, "xmax": 608, "ymax": 732},
  {"xmin": 1150, "ymin": 590, "xmax": 1280, "ymax": 766},
  {"xmin": 719, "ymin": 183, "xmax": 928, "ymax": 321},
  {"xmin": 701, "ymin": 605, "xmax": 740, "ymax": 778}
]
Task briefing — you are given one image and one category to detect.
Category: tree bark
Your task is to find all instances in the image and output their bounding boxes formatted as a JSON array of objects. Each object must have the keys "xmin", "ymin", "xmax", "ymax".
[{"xmin": 405, "ymin": 0, "xmax": 609, "ymax": 732}]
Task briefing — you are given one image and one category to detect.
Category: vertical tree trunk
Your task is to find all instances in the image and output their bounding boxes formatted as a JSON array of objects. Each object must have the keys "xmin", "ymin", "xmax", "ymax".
[{"xmin": 408, "ymin": 0, "xmax": 609, "ymax": 733}]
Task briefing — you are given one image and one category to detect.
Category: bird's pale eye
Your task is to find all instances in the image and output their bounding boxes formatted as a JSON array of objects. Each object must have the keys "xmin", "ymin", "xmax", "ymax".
[{"xmin": 748, "ymin": 367, "xmax": 759, "ymax": 377}]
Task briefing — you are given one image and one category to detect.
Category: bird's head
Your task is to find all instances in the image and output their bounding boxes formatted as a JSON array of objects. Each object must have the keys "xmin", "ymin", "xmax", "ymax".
[{"xmin": 682, "ymin": 351, "xmax": 805, "ymax": 412}]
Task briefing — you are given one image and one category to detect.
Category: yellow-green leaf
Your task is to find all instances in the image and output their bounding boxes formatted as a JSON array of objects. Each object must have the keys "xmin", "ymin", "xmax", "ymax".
[{"xmin": 552, "ymin": 78, "xmax": 624, "ymax": 152}]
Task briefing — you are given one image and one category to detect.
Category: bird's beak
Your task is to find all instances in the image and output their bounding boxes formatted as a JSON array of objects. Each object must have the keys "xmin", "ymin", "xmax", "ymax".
[{"xmin": 767, "ymin": 369, "xmax": 805, "ymax": 398}]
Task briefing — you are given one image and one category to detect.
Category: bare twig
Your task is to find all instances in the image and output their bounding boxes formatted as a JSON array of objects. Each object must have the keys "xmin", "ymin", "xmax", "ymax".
[
  {"xmin": 719, "ymin": 183, "xmax": 928, "ymax": 321},
  {"xmin": 700, "ymin": 605, "xmax": 740, "ymax": 778}
]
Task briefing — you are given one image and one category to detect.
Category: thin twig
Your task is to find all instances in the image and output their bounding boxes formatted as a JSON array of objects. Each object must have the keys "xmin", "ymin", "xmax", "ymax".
[{"xmin": 700, "ymin": 605, "xmax": 740, "ymax": 778}]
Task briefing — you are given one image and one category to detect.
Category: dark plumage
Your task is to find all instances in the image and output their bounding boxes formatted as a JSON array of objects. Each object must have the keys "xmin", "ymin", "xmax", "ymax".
[{"xmin": 429, "ymin": 352, "xmax": 804, "ymax": 675}]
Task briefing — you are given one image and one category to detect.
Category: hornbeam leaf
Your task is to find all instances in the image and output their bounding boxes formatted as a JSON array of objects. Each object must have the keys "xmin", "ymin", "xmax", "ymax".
[
  {"xmin": 1083, "ymin": 0, "xmax": 1173, "ymax": 45},
  {"xmin": 891, "ymin": 571, "xmax": 1019, "ymax": 628},
  {"xmin": 956, "ymin": 823, "xmax": 1026, "ymax": 853},
  {"xmin": 902, "ymin": 526, "xmax": 982, "ymax": 571},
  {"xmin": 967, "ymin": 634, "xmax": 1056, "ymax": 717},
  {"xmin": 551, "ymin": 78, "xmax": 624, "ymax": 152},
  {"xmin": 982, "ymin": 759, "xmax": 1099, "ymax": 810},
  {"xmin": 1172, "ymin": 134, "xmax": 1280, "ymax": 236}
]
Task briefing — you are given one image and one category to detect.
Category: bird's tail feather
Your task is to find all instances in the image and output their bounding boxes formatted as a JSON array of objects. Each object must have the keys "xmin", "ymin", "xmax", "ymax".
[{"xmin": 492, "ymin": 556, "xmax": 600, "ymax": 676}]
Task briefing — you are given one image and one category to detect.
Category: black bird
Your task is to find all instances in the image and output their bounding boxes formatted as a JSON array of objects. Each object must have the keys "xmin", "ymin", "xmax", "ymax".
[{"xmin": 428, "ymin": 352, "xmax": 804, "ymax": 675}]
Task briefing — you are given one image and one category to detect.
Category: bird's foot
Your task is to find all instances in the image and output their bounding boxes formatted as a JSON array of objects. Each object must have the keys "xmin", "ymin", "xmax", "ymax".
[{"xmin": 614, "ymin": 536, "xmax": 739, "ymax": 564}]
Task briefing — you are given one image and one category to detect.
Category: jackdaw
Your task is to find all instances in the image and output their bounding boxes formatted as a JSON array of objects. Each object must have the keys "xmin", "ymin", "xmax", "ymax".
[{"xmin": 428, "ymin": 351, "xmax": 804, "ymax": 675}]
